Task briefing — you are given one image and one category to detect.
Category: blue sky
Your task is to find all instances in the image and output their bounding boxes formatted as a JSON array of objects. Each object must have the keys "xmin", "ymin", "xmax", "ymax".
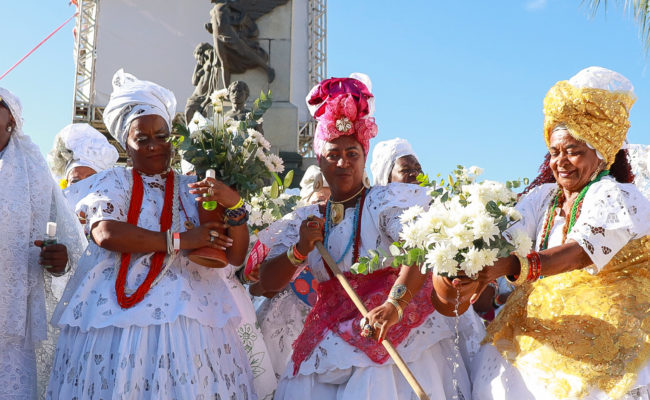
[{"xmin": 1, "ymin": 0, "xmax": 648, "ymax": 183}]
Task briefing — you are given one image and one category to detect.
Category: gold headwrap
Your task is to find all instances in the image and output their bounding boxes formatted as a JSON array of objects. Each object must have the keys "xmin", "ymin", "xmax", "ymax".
[{"xmin": 543, "ymin": 80, "xmax": 636, "ymax": 168}]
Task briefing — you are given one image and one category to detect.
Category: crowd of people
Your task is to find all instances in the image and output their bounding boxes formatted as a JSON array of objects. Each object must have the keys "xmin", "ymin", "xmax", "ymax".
[{"xmin": 0, "ymin": 65, "xmax": 648, "ymax": 400}]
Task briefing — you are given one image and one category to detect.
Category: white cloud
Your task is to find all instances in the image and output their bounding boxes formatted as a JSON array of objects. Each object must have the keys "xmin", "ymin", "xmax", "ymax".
[{"xmin": 526, "ymin": 0, "xmax": 548, "ymax": 11}]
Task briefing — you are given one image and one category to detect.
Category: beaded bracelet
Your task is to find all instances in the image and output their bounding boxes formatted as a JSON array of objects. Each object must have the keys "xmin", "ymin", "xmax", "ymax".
[
  {"xmin": 224, "ymin": 205, "xmax": 248, "ymax": 219},
  {"xmin": 286, "ymin": 245, "xmax": 306, "ymax": 267},
  {"xmin": 527, "ymin": 251, "xmax": 542, "ymax": 281}
]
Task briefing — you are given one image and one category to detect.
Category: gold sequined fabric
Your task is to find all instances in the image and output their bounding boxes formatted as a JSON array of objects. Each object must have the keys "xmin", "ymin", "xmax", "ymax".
[
  {"xmin": 543, "ymin": 81, "xmax": 636, "ymax": 168},
  {"xmin": 484, "ymin": 236, "xmax": 650, "ymax": 399}
]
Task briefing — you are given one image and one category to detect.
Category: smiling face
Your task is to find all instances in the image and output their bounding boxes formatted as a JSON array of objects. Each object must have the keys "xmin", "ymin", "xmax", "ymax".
[
  {"xmin": 126, "ymin": 114, "xmax": 172, "ymax": 175},
  {"xmin": 318, "ymin": 136, "xmax": 366, "ymax": 201},
  {"xmin": 389, "ymin": 155, "xmax": 422, "ymax": 184},
  {"xmin": 548, "ymin": 128, "xmax": 602, "ymax": 193}
]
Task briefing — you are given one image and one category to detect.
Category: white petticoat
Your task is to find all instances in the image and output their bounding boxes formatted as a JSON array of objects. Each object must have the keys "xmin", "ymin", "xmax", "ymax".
[{"xmin": 46, "ymin": 315, "xmax": 256, "ymax": 400}]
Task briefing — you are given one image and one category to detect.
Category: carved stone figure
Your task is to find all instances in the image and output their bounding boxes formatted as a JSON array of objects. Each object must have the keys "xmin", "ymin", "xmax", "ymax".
[
  {"xmin": 225, "ymin": 80, "xmax": 263, "ymax": 133},
  {"xmin": 205, "ymin": 0, "xmax": 289, "ymax": 87},
  {"xmin": 185, "ymin": 42, "xmax": 220, "ymax": 122}
]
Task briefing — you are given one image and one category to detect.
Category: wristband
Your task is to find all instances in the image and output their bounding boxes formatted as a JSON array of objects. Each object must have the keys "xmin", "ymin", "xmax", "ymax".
[
  {"xmin": 227, "ymin": 197, "xmax": 245, "ymax": 210},
  {"xmin": 506, "ymin": 252, "xmax": 529, "ymax": 286},
  {"xmin": 286, "ymin": 245, "xmax": 305, "ymax": 267},
  {"xmin": 173, "ymin": 232, "xmax": 181, "ymax": 252},
  {"xmin": 292, "ymin": 244, "xmax": 307, "ymax": 261}
]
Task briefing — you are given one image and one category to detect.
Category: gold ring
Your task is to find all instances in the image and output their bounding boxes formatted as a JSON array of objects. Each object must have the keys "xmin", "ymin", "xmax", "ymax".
[
  {"xmin": 209, "ymin": 230, "xmax": 219, "ymax": 238},
  {"xmin": 373, "ymin": 321, "xmax": 382, "ymax": 329}
]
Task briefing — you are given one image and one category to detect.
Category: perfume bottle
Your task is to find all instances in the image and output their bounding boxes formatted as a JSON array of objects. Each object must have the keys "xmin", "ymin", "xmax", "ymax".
[
  {"xmin": 202, "ymin": 169, "xmax": 218, "ymax": 211},
  {"xmin": 41, "ymin": 222, "xmax": 57, "ymax": 270}
]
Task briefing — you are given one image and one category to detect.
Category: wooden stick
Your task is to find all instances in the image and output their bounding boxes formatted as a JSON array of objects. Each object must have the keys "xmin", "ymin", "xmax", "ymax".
[{"xmin": 315, "ymin": 242, "xmax": 430, "ymax": 400}]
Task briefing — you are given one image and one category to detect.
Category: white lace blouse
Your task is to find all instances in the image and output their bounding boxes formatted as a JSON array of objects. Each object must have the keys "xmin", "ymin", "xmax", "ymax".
[
  {"xmin": 53, "ymin": 167, "xmax": 242, "ymax": 331},
  {"xmin": 509, "ymin": 176, "xmax": 650, "ymax": 273}
]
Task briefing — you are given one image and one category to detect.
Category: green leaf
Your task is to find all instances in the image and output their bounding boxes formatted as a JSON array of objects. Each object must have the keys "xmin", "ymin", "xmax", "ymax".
[
  {"xmin": 389, "ymin": 244, "xmax": 401, "ymax": 256},
  {"xmin": 485, "ymin": 200, "xmax": 501, "ymax": 216},
  {"xmin": 283, "ymin": 170, "xmax": 294, "ymax": 188},
  {"xmin": 272, "ymin": 172, "xmax": 282, "ymax": 187},
  {"xmin": 270, "ymin": 181, "xmax": 279, "ymax": 199}
]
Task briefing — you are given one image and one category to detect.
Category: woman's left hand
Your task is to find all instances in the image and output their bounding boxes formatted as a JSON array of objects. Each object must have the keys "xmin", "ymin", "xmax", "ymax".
[
  {"xmin": 188, "ymin": 176, "xmax": 241, "ymax": 209},
  {"xmin": 34, "ymin": 241, "xmax": 68, "ymax": 275},
  {"xmin": 364, "ymin": 302, "xmax": 400, "ymax": 343},
  {"xmin": 467, "ymin": 255, "xmax": 517, "ymax": 304}
]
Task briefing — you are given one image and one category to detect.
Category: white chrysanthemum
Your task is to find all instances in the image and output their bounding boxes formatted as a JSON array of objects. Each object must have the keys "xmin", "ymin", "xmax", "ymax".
[
  {"xmin": 210, "ymin": 88, "xmax": 228, "ymax": 103},
  {"xmin": 499, "ymin": 205, "xmax": 522, "ymax": 221},
  {"xmin": 460, "ymin": 246, "xmax": 484, "ymax": 277},
  {"xmin": 446, "ymin": 223, "xmax": 474, "ymax": 249},
  {"xmin": 226, "ymin": 125, "xmax": 239, "ymax": 136},
  {"xmin": 261, "ymin": 210, "xmax": 275, "ymax": 225},
  {"xmin": 510, "ymin": 228, "xmax": 533, "ymax": 255},
  {"xmin": 247, "ymin": 129, "xmax": 271, "ymax": 150},
  {"xmin": 479, "ymin": 248, "xmax": 499, "ymax": 268},
  {"xmin": 249, "ymin": 209, "xmax": 263, "ymax": 226},
  {"xmin": 425, "ymin": 242, "xmax": 459, "ymax": 276},
  {"xmin": 264, "ymin": 153, "xmax": 284, "ymax": 173},
  {"xmin": 471, "ymin": 213, "xmax": 500, "ymax": 244},
  {"xmin": 400, "ymin": 221, "xmax": 429, "ymax": 249},
  {"xmin": 400, "ymin": 205, "xmax": 424, "ymax": 224},
  {"xmin": 469, "ymin": 166, "xmax": 483, "ymax": 176}
]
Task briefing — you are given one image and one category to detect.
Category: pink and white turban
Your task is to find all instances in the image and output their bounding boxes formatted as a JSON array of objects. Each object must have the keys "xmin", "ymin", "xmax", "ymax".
[{"xmin": 306, "ymin": 73, "xmax": 378, "ymax": 157}]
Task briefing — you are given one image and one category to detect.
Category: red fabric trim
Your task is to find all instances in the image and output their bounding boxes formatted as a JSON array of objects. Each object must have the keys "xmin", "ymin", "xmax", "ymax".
[{"xmin": 291, "ymin": 268, "xmax": 435, "ymax": 375}]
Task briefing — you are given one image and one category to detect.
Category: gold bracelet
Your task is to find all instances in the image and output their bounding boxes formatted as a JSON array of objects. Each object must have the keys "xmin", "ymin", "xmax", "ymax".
[
  {"xmin": 506, "ymin": 252, "xmax": 529, "ymax": 286},
  {"xmin": 286, "ymin": 245, "xmax": 304, "ymax": 267},
  {"xmin": 385, "ymin": 299, "xmax": 403, "ymax": 322},
  {"xmin": 227, "ymin": 197, "xmax": 244, "ymax": 210}
]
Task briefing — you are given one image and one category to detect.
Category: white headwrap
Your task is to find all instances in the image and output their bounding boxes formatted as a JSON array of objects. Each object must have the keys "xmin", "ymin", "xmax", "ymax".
[
  {"xmin": 48, "ymin": 123, "xmax": 119, "ymax": 179},
  {"xmin": 103, "ymin": 69, "xmax": 177, "ymax": 147},
  {"xmin": 370, "ymin": 137, "xmax": 418, "ymax": 186},
  {"xmin": 0, "ymin": 88, "xmax": 87, "ymax": 393},
  {"xmin": 299, "ymin": 165, "xmax": 329, "ymax": 202}
]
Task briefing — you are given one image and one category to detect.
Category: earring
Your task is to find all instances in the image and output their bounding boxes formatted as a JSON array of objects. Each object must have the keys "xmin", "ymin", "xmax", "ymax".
[
  {"xmin": 363, "ymin": 171, "xmax": 371, "ymax": 189},
  {"xmin": 6, "ymin": 125, "xmax": 13, "ymax": 133},
  {"xmin": 589, "ymin": 162, "xmax": 606, "ymax": 182}
]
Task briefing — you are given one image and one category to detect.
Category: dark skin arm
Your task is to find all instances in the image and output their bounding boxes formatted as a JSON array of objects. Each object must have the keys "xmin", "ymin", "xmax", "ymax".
[
  {"xmin": 257, "ymin": 216, "xmax": 324, "ymax": 293},
  {"xmin": 365, "ymin": 263, "xmax": 427, "ymax": 342}
]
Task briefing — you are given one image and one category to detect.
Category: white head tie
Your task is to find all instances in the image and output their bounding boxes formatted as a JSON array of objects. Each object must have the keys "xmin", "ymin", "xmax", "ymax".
[
  {"xmin": 103, "ymin": 69, "xmax": 176, "ymax": 147},
  {"xmin": 299, "ymin": 165, "xmax": 329, "ymax": 202},
  {"xmin": 48, "ymin": 123, "xmax": 119, "ymax": 179},
  {"xmin": 370, "ymin": 137, "xmax": 417, "ymax": 186},
  {"xmin": 0, "ymin": 87, "xmax": 24, "ymax": 134}
]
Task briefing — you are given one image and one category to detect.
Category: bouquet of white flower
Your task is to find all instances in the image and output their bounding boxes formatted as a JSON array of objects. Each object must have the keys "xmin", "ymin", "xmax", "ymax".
[
  {"xmin": 353, "ymin": 166, "xmax": 531, "ymax": 277},
  {"xmin": 173, "ymin": 90, "xmax": 283, "ymax": 200},
  {"xmin": 247, "ymin": 171, "xmax": 300, "ymax": 237}
]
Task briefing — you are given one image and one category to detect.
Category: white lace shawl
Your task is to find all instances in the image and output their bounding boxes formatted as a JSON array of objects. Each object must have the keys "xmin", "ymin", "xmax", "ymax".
[
  {"xmin": 0, "ymin": 95, "xmax": 87, "ymax": 397},
  {"xmin": 626, "ymin": 143, "xmax": 650, "ymax": 199},
  {"xmin": 509, "ymin": 177, "xmax": 650, "ymax": 273}
]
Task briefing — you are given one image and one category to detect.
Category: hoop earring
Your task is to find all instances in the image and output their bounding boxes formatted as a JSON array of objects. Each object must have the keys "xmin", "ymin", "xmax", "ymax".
[{"xmin": 363, "ymin": 171, "xmax": 371, "ymax": 189}]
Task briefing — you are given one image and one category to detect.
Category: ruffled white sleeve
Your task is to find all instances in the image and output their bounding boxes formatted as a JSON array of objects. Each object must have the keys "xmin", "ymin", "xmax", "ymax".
[
  {"xmin": 76, "ymin": 168, "xmax": 129, "ymax": 230},
  {"xmin": 257, "ymin": 205, "xmax": 320, "ymax": 260},
  {"xmin": 567, "ymin": 177, "xmax": 650, "ymax": 273},
  {"xmin": 366, "ymin": 183, "xmax": 431, "ymax": 241}
]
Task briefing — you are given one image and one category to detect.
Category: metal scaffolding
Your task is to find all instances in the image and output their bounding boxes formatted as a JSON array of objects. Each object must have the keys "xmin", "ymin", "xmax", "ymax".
[{"xmin": 299, "ymin": 0, "xmax": 327, "ymax": 157}]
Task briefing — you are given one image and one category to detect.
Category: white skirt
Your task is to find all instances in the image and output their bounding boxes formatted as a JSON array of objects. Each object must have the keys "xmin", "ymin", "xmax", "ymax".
[
  {"xmin": 471, "ymin": 344, "xmax": 650, "ymax": 400},
  {"xmin": 274, "ymin": 336, "xmax": 471, "ymax": 400},
  {"xmin": 47, "ymin": 315, "xmax": 257, "ymax": 400},
  {"xmin": 0, "ymin": 339, "xmax": 36, "ymax": 400}
]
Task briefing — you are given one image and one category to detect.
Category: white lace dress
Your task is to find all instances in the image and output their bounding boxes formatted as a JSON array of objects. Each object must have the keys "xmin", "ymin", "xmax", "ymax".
[
  {"xmin": 47, "ymin": 167, "xmax": 256, "ymax": 400},
  {"xmin": 267, "ymin": 183, "xmax": 485, "ymax": 400},
  {"xmin": 471, "ymin": 177, "xmax": 650, "ymax": 400}
]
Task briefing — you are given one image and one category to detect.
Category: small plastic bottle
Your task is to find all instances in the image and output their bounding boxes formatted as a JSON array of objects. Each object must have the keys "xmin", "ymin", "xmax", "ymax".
[
  {"xmin": 202, "ymin": 169, "xmax": 218, "ymax": 211},
  {"xmin": 41, "ymin": 222, "xmax": 57, "ymax": 269}
]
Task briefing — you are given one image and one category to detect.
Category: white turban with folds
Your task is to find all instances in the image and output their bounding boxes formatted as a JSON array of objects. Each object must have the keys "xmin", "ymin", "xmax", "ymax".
[
  {"xmin": 48, "ymin": 123, "xmax": 119, "ymax": 179},
  {"xmin": 103, "ymin": 69, "xmax": 176, "ymax": 147},
  {"xmin": 370, "ymin": 137, "xmax": 417, "ymax": 186},
  {"xmin": 299, "ymin": 165, "xmax": 329, "ymax": 202}
]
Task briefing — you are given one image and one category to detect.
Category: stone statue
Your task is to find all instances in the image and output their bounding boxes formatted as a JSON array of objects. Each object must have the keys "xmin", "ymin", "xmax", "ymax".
[
  {"xmin": 225, "ymin": 80, "xmax": 263, "ymax": 133},
  {"xmin": 185, "ymin": 42, "xmax": 219, "ymax": 122},
  {"xmin": 205, "ymin": 0, "xmax": 289, "ymax": 87}
]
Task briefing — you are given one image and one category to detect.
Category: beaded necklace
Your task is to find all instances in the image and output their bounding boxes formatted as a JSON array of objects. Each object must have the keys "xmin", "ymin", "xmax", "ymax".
[
  {"xmin": 323, "ymin": 188, "xmax": 368, "ymax": 265},
  {"xmin": 539, "ymin": 170, "xmax": 609, "ymax": 250},
  {"xmin": 115, "ymin": 169, "xmax": 180, "ymax": 309}
]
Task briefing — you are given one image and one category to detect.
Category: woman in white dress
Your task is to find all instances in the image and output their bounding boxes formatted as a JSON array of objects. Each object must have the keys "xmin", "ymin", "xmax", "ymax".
[
  {"xmin": 255, "ymin": 74, "xmax": 480, "ymax": 400},
  {"xmin": 447, "ymin": 67, "xmax": 650, "ymax": 399},
  {"xmin": 0, "ymin": 88, "xmax": 86, "ymax": 399},
  {"xmin": 47, "ymin": 70, "xmax": 257, "ymax": 399}
]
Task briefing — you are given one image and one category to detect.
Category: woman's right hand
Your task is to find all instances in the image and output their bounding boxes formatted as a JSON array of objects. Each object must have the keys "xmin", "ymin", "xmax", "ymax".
[
  {"xmin": 295, "ymin": 216, "xmax": 324, "ymax": 256},
  {"xmin": 181, "ymin": 221, "xmax": 233, "ymax": 250}
]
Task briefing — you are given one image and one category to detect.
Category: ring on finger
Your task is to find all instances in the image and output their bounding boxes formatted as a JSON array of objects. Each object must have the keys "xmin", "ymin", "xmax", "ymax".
[
  {"xmin": 209, "ymin": 230, "xmax": 219, "ymax": 238},
  {"xmin": 306, "ymin": 221, "xmax": 319, "ymax": 229},
  {"xmin": 209, "ymin": 236, "xmax": 215, "ymax": 243},
  {"xmin": 360, "ymin": 324, "xmax": 374, "ymax": 338},
  {"xmin": 359, "ymin": 317, "xmax": 368, "ymax": 329},
  {"xmin": 373, "ymin": 321, "xmax": 382, "ymax": 330}
]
